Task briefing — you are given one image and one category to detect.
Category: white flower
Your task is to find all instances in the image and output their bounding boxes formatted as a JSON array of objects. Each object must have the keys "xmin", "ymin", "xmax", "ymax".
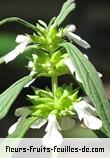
[
  {"xmin": 8, "ymin": 114, "xmax": 63, "ymax": 148},
  {"xmin": 24, "ymin": 61, "xmax": 37, "ymax": 88},
  {"xmin": 4, "ymin": 35, "xmax": 32, "ymax": 63},
  {"xmin": 73, "ymin": 100, "xmax": 102, "ymax": 130},
  {"xmin": 8, "ymin": 118, "xmax": 21, "ymax": 135},
  {"xmin": 64, "ymin": 57, "xmax": 102, "ymax": 82},
  {"xmin": 30, "ymin": 119, "xmax": 47, "ymax": 129},
  {"xmin": 8, "ymin": 118, "xmax": 47, "ymax": 135},
  {"xmin": 42, "ymin": 114, "xmax": 63, "ymax": 148},
  {"xmin": 97, "ymin": 72, "xmax": 103, "ymax": 78},
  {"xmin": 64, "ymin": 24, "xmax": 91, "ymax": 49},
  {"xmin": 64, "ymin": 57, "xmax": 81, "ymax": 82},
  {"xmin": 28, "ymin": 61, "xmax": 34, "ymax": 68}
]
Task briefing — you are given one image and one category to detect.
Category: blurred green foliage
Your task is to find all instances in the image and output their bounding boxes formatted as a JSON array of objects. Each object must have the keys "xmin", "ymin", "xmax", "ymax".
[
  {"xmin": 62, "ymin": 126, "xmax": 97, "ymax": 138},
  {"xmin": 0, "ymin": 33, "xmax": 16, "ymax": 55}
]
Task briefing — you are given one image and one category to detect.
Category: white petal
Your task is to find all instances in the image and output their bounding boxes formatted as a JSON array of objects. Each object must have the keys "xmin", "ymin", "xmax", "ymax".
[
  {"xmin": 4, "ymin": 35, "xmax": 32, "ymax": 63},
  {"xmin": 83, "ymin": 54, "xmax": 89, "ymax": 59},
  {"xmin": 75, "ymin": 73, "xmax": 82, "ymax": 82},
  {"xmin": 42, "ymin": 127, "xmax": 63, "ymax": 148},
  {"xmin": 84, "ymin": 115, "xmax": 102, "ymax": 130},
  {"xmin": 24, "ymin": 78, "xmax": 36, "ymax": 88},
  {"xmin": 64, "ymin": 58, "xmax": 75, "ymax": 74},
  {"xmin": 74, "ymin": 101, "xmax": 102, "ymax": 129},
  {"xmin": 67, "ymin": 32, "xmax": 91, "ymax": 49},
  {"xmin": 74, "ymin": 101, "xmax": 96, "ymax": 113},
  {"xmin": 8, "ymin": 118, "xmax": 21, "ymax": 135},
  {"xmin": 4, "ymin": 42, "xmax": 27, "ymax": 63},
  {"xmin": 38, "ymin": 20, "xmax": 47, "ymax": 28},
  {"xmin": 31, "ymin": 119, "xmax": 47, "ymax": 129},
  {"xmin": 74, "ymin": 102, "xmax": 85, "ymax": 120},
  {"xmin": 97, "ymin": 72, "xmax": 103, "ymax": 78},
  {"xmin": 16, "ymin": 42, "xmax": 28, "ymax": 53},
  {"xmin": 16, "ymin": 35, "xmax": 31, "ymax": 44},
  {"xmin": 74, "ymin": 101, "xmax": 96, "ymax": 120},
  {"xmin": 4, "ymin": 50, "xmax": 19, "ymax": 63},
  {"xmin": 66, "ymin": 24, "xmax": 76, "ymax": 32},
  {"xmin": 45, "ymin": 114, "xmax": 56, "ymax": 132},
  {"xmin": 64, "ymin": 58, "xmax": 81, "ymax": 82},
  {"xmin": 28, "ymin": 61, "xmax": 34, "ymax": 68},
  {"xmin": 45, "ymin": 114, "xmax": 61, "ymax": 132}
]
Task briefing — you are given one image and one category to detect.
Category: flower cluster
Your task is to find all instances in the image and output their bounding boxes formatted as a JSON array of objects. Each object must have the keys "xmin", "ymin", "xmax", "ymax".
[{"xmin": 8, "ymin": 85, "xmax": 102, "ymax": 147}]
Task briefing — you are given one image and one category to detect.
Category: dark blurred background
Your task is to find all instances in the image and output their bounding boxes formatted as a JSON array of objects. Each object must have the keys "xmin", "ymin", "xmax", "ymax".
[{"xmin": 0, "ymin": 0, "xmax": 110, "ymax": 137}]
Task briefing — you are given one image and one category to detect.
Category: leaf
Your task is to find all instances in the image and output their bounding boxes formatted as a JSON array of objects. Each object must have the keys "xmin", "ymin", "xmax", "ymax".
[
  {"xmin": 0, "ymin": 75, "xmax": 33, "ymax": 120},
  {"xmin": 8, "ymin": 116, "xmax": 38, "ymax": 138},
  {"xmin": 94, "ymin": 129, "xmax": 108, "ymax": 138},
  {"xmin": 0, "ymin": 17, "xmax": 36, "ymax": 31},
  {"xmin": 54, "ymin": 0, "xmax": 76, "ymax": 27},
  {"xmin": 61, "ymin": 42, "xmax": 110, "ymax": 136}
]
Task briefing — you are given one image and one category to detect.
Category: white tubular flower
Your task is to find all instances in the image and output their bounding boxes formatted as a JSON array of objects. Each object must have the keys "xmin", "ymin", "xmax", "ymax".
[
  {"xmin": 8, "ymin": 118, "xmax": 21, "ymax": 135},
  {"xmin": 74, "ymin": 101, "xmax": 102, "ymax": 130},
  {"xmin": 8, "ymin": 114, "xmax": 63, "ymax": 148},
  {"xmin": 64, "ymin": 57, "xmax": 82, "ymax": 82},
  {"xmin": 42, "ymin": 114, "xmax": 63, "ymax": 148},
  {"xmin": 8, "ymin": 117, "xmax": 47, "ymax": 134},
  {"xmin": 64, "ymin": 25, "xmax": 91, "ymax": 49},
  {"xmin": 4, "ymin": 35, "xmax": 32, "ymax": 63},
  {"xmin": 64, "ymin": 56, "xmax": 102, "ymax": 82}
]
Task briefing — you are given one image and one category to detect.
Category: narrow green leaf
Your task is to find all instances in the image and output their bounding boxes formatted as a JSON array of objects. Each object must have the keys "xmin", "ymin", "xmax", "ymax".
[
  {"xmin": 8, "ymin": 116, "xmax": 38, "ymax": 138},
  {"xmin": 54, "ymin": 0, "xmax": 76, "ymax": 27},
  {"xmin": 0, "ymin": 17, "xmax": 36, "ymax": 31},
  {"xmin": 0, "ymin": 75, "xmax": 33, "ymax": 120},
  {"xmin": 62, "ymin": 42, "xmax": 110, "ymax": 136}
]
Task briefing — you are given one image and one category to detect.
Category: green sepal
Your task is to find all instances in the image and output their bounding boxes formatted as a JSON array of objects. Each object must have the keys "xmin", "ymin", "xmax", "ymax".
[
  {"xmin": 29, "ymin": 49, "xmax": 68, "ymax": 77},
  {"xmin": 32, "ymin": 87, "xmax": 53, "ymax": 98},
  {"xmin": 28, "ymin": 84, "xmax": 79, "ymax": 118}
]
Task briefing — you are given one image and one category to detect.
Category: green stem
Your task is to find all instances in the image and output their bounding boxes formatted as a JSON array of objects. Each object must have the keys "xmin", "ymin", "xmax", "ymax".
[{"xmin": 52, "ymin": 75, "xmax": 58, "ymax": 99}]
